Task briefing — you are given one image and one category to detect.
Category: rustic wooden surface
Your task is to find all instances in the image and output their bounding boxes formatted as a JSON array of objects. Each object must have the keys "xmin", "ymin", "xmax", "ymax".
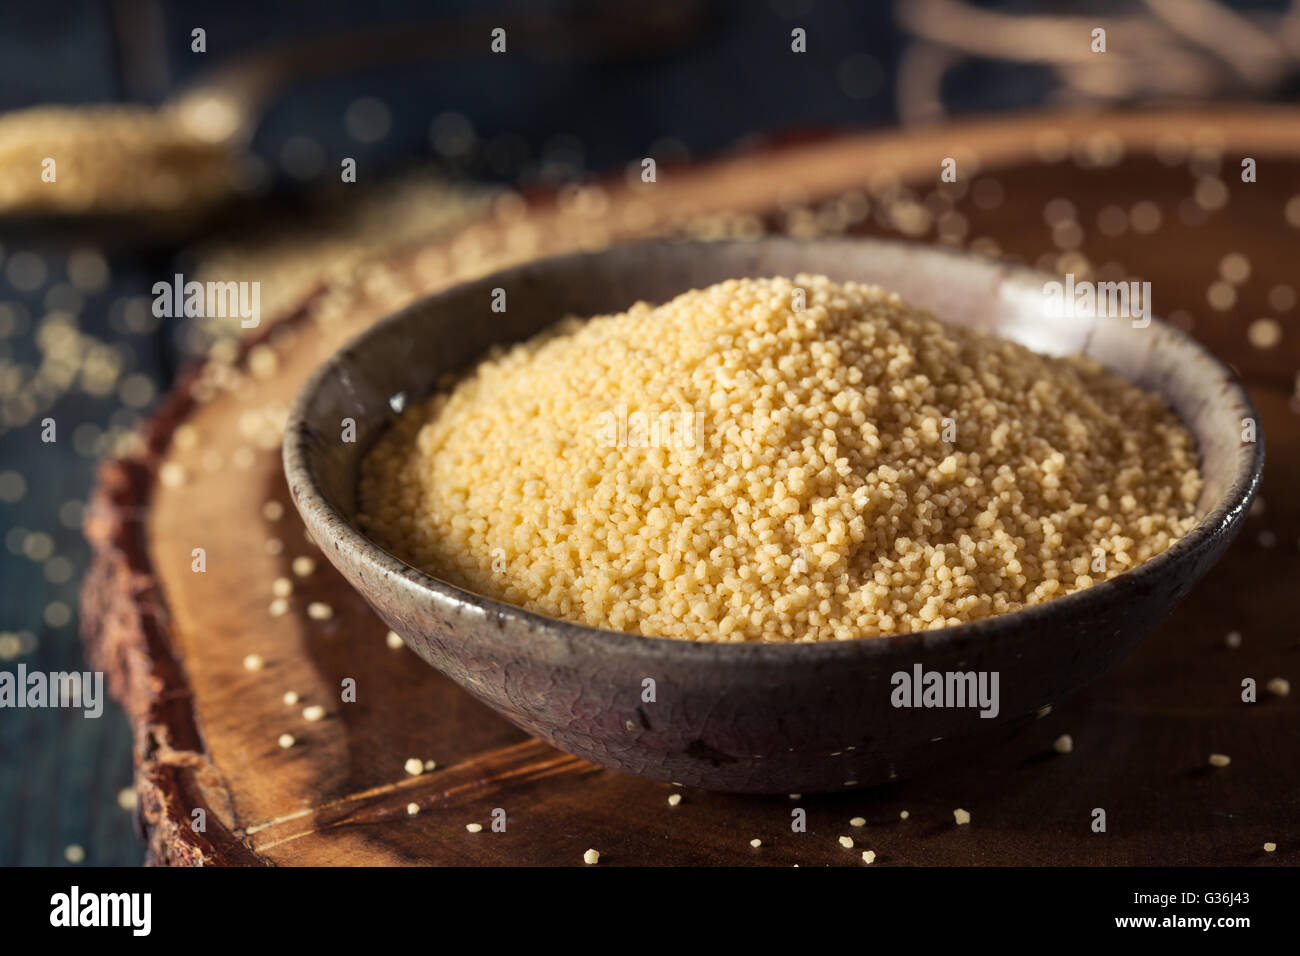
[{"xmin": 83, "ymin": 108, "xmax": 1299, "ymax": 865}]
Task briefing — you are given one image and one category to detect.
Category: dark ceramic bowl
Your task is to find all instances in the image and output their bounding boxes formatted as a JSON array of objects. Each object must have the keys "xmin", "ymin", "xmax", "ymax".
[{"xmin": 284, "ymin": 238, "xmax": 1263, "ymax": 794}]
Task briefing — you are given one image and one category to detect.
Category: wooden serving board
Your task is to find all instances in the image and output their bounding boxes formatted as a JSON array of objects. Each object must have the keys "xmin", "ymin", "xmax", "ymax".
[{"xmin": 83, "ymin": 108, "xmax": 1299, "ymax": 866}]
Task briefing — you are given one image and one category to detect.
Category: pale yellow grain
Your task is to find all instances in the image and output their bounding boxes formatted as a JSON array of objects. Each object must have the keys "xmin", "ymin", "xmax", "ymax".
[
  {"xmin": 1248, "ymin": 318, "xmax": 1282, "ymax": 349},
  {"xmin": 159, "ymin": 462, "xmax": 185, "ymax": 488},
  {"xmin": 360, "ymin": 276, "xmax": 1202, "ymax": 643}
]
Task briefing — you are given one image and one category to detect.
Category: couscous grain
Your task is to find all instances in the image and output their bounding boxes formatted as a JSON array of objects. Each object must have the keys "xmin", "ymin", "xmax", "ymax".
[{"xmin": 360, "ymin": 276, "xmax": 1201, "ymax": 642}]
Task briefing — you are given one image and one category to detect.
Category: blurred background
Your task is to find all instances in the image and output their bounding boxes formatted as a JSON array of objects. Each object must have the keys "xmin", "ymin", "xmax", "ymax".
[{"xmin": 1, "ymin": 0, "xmax": 1299, "ymax": 865}]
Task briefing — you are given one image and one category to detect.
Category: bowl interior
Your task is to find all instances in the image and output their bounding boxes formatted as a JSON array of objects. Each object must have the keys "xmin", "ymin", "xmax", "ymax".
[{"xmin": 287, "ymin": 237, "xmax": 1260, "ymax": 643}]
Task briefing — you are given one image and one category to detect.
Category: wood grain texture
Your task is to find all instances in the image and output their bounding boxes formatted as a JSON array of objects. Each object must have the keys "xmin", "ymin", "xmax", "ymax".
[{"xmin": 82, "ymin": 108, "xmax": 1300, "ymax": 865}]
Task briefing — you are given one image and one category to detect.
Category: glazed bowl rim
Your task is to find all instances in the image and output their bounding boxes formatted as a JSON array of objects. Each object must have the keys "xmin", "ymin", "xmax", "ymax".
[{"xmin": 284, "ymin": 236, "xmax": 1265, "ymax": 662}]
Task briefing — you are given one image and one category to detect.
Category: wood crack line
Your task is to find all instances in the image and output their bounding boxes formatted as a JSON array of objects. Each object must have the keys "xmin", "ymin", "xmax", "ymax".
[{"xmin": 241, "ymin": 739, "xmax": 597, "ymax": 847}]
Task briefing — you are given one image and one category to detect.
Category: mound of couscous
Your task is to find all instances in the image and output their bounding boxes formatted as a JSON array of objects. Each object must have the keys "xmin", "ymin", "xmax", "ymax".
[{"xmin": 358, "ymin": 275, "xmax": 1202, "ymax": 642}]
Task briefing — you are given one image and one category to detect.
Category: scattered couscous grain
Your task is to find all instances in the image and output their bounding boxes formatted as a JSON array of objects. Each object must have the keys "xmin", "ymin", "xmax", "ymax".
[
  {"xmin": 849, "ymin": 816, "xmax": 866, "ymax": 827},
  {"xmin": 64, "ymin": 844, "xmax": 85, "ymax": 863},
  {"xmin": 899, "ymin": 810, "xmax": 910, "ymax": 820},
  {"xmin": 1267, "ymin": 677, "xmax": 1291, "ymax": 697},
  {"xmin": 583, "ymin": 848, "xmax": 599, "ymax": 864},
  {"xmin": 386, "ymin": 630, "xmax": 404, "ymax": 649},
  {"xmin": 1053, "ymin": 733, "xmax": 1074, "ymax": 754},
  {"xmin": 467, "ymin": 823, "xmax": 483, "ymax": 833},
  {"xmin": 307, "ymin": 601, "xmax": 334, "ymax": 621},
  {"xmin": 838, "ymin": 835, "xmax": 854, "ymax": 848},
  {"xmin": 424, "ymin": 759, "xmax": 437, "ymax": 771},
  {"xmin": 283, "ymin": 690, "xmax": 299, "ymax": 706},
  {"xmin": 278, "ymin": 733, "xmax": 295, "ymax": 749},
  {"xmin": 954, "ymin": 808, "xmax": 971, "ymax": 825},
  {"xmin": 159, "ymin": 462, "xmax": 186, "ymax": 489},
  {"xmin": 1209, "ymin": 753, "xmax": 1231, "ymax": 768},
  {"xmin": 116, "ymin": 787, "xmax": 137, "ymax": 811},
  {"xmin": 1225, "ymin": 630, "xmax": 1242, "ymax": 649},
  {"xmin": 360, "ymin": 276, "xmax": 1201, "ymax": 642},
  {"xmin": 668, "ymin": 793, "xmax": 682, "ymax": 807},
  {"xmin": 292, "ymin": 556, "xmax": 316, "ymax": 577},
  {"xmin": 302, "ymin": 704, "xmax": 326, "ymax": 722},
  {"xmin": 406, "ymin": 802, "xmax": 420, "ymax": 816},
  {"xmin": 1264, "ymin": 842, "xmax": 1277, "ymax": 852},
  {"xmin": 750, "ymin": 838, "xmax": 762, "ymax": 848},
  {"xmin": 862, "ymin": 849, "xmax": 877, "ymax": 864},
  {"xmin": 1247, "ymin": 317, "xmax": 1282, "ymax": 349},
  {"xmin": 404, "ymin": 757, "xmax": 424, "ymax": 776},
  {"xmin": 242, "ymin": 653, "xmax": 264, "ymax": 672},
  {"xmin": 272, "ymin": 577, "xmax": 293, "ymax": 598}
]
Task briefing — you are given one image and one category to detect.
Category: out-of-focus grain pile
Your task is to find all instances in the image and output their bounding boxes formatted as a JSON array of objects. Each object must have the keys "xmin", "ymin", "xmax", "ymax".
[{"xmin": 0, "ymin": 106, "xmax": 234, "ymax": 215}]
